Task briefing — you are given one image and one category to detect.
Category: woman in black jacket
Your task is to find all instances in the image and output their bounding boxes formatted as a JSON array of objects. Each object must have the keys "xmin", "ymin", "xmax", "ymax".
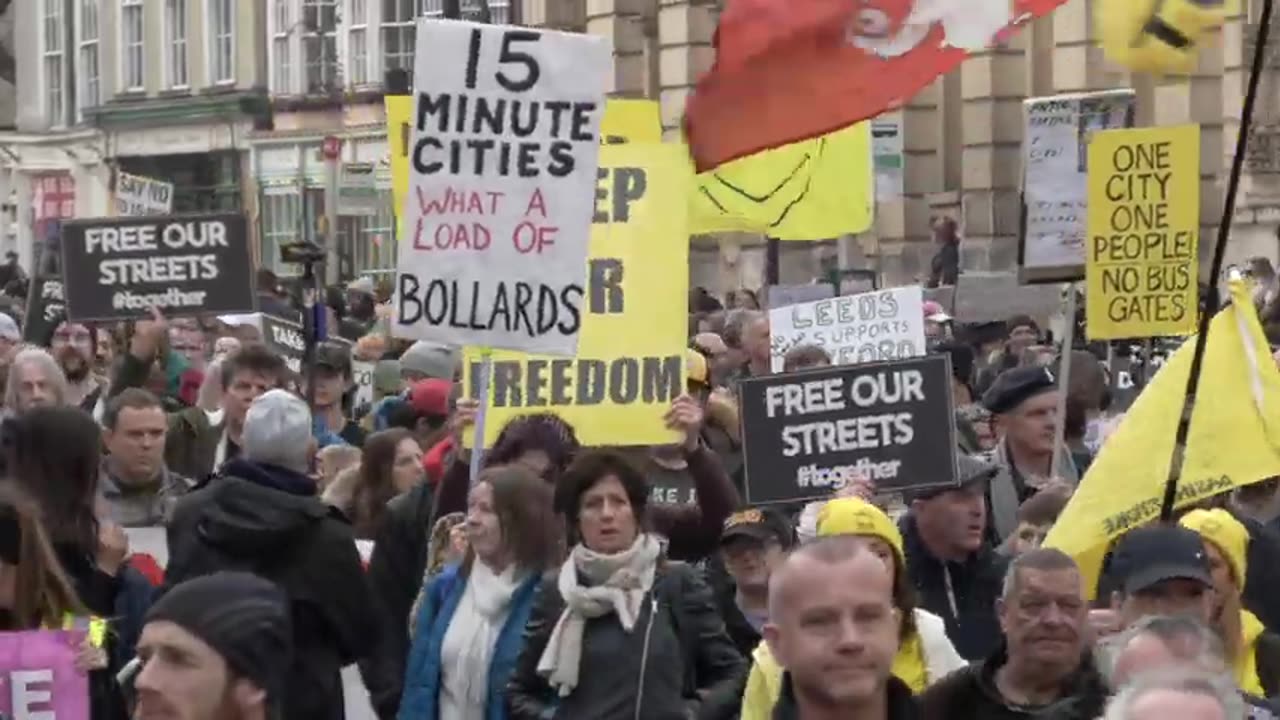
[{"xmin": 506, "ymin": 450, "xmax": 743, "ymax": 720}]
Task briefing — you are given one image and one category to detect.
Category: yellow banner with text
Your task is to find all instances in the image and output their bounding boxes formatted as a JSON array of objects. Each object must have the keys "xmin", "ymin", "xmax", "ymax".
[{"xmin": 462, "ymin": 144, "xmax": 690, "ymax": 447}]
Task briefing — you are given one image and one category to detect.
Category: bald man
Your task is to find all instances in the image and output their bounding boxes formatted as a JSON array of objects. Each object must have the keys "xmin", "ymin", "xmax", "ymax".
[{"xmin": 763, "ymin": 537, "xmax": 917, "ymax": 720}]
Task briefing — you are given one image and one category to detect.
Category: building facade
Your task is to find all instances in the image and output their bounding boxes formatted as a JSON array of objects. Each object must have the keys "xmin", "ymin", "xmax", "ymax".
[
  {"xmin": 524, "ymin": 0, "xmax": 1280, "ymax": 292},
  {"xmin": 252, "ymin": 0, "xmax": 514, "ymax": 278},
  {"xmin": 3, "ymin": 0, "xmax": 1276, "ymax": 291}
]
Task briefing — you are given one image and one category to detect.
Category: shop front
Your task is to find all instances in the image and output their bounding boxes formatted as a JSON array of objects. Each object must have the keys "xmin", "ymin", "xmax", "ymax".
[
  {"xmin": 0, "ymin": 128, "xmax": 111, "ymax": 268},
  {"xmin": 252, "ymin": 125, "xmax": 396, "ymax": 280}
]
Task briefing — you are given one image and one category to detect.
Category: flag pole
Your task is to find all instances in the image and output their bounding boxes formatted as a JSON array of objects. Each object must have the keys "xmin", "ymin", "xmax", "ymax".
[{"xmin": 1158, "ymin": 0, "xmax": 1273, "ymax": 521}]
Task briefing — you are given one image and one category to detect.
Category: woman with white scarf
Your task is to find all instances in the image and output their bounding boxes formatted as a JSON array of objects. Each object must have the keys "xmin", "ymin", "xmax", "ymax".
[
  {"xmin": 398, "ymin": 465, "xmax": 560, "ymax": 720},
  {"xmin": 507, "ymin": 450, "xmax": 742, "ymax": 720}
]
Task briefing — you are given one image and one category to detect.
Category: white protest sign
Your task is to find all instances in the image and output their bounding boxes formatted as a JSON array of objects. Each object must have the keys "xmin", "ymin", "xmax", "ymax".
[
  {"xmin": 769, "ymin": 286, "xmax": 926, "ymax": 372},
  {"xmin": 115, "ymin": 171, "xmax": 174, "ymax": 217},
  {"xmin": 353, "ymin": 360, "xmax": 375, "ymax": 408},
  {"xmin": 1021, "ymin": 90, "xmax": 1134, "ymax": 282},
  {"xmin": 393, "ymin": 20, "xmax": 610, "ymax": 356},
  {"xmin": 124, "ymin": 527, "xmax": 170, "ymax": 568}
]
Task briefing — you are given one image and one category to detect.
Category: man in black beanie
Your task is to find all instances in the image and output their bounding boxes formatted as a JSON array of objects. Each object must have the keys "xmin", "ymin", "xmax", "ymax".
[{"xmin": 134, "ymin": 572, "xmax": 292, "ymax": 720}]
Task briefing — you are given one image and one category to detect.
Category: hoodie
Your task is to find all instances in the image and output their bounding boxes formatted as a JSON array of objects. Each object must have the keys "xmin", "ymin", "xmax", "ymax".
[{"xmin": 163, "ymin": 459, "xmax": 378, "ymax": 720}]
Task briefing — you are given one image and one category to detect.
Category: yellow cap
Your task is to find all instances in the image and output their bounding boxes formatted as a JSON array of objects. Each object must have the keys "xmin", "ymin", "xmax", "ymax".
[
  {"xmin": 817, "ymin": 498, "xmax": 904, "ymax": 566},
  {"xmin": 1179, "ymin": 508, "xmax": 1249, "ymax": 588}
]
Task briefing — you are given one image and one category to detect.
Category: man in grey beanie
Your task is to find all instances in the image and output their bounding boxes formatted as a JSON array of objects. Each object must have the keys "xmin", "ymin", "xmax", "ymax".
[
  {"xmin": 398, "ymin": 340, "xmax": 458, "ymax": 385},
  {"xmin": 135, "ymin": 572, "xmax": 291, "ymax": 720},
  {"xmin": 164, "ymin": 389, "xmax": 377, "ymax": 720}
]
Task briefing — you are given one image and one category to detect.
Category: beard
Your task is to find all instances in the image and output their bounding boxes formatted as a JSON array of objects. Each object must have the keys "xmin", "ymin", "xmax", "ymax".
[{"xmin": 57, "ymin": 348, "xmax": 91, "ymax": 382}]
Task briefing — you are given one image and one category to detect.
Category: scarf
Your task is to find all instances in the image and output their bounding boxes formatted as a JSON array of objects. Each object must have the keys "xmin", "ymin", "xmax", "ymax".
[
  {"xmin": 1236, "ymin": 609, "xmax": 1268, "ymax": 697},
  {"xmin": 536, "ymin": 533, "xmax": 663, "ymax": 697},
  {"xmin": 440, "ymin": 561, "xmax": 523, "ymax": 717}
]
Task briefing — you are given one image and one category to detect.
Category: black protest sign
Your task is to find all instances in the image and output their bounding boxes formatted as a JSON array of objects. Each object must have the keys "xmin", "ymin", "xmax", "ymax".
[
  {"xmin": 60, "ymin": 213, "xmax": 255, "ymax": 323},
  {"xmin": 739, "ymin": 354, "xmax": 958, "ymax": 505},
  {"xmin": 261, "ymin": 313, "xmax": 353, "ymax": 375},
  {"xmin": 261, "ymin": 314, "xmax": 307, "ymax": 374},
  {"xmin": 23, "ymin": 276, "xmax": 65, "ymax": 344}
]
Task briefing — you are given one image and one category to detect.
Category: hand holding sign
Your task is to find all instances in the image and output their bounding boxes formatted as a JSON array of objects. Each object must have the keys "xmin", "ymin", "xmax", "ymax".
[
  {"xmin": 96, "ymin": 521, "xmax": 129, "ymax": 577},
  {"xmin": 73, "ymin": 635, "xmax": 108, "ymax": 673},
  {"xmin": 450, "ymin": 398, "xmax": 480, "ymax": 462},
  {"xmin": 130, "ymin": 306, "xmax": 168, "ymax": 361},
  {"xmin": 834, "ymin": 474, "xmax": 876, "ymax": 502},
  {"xmin": 664, "ymin": 394, "xmax": 705, "ymax": 453}
]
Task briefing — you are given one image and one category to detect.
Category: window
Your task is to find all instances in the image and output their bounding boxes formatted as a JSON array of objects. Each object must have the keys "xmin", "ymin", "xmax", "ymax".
[
  {"xmin": 165, "ymin": 0, "xmax": 189, "ymax": 88},
  {"xmin": 273, "ymin": 0, "xmax": 293, "ymax": 93},
  {"xmin": 261, "ymin": 192, "xmax": 303, "ymax": 273},
  {"xmin": 77, "ymin": 0, "xmax": 100, "ymax": 114},
  {"xmin": 348, "ymin": 0, "xmax": 368, "ymax": 86},
  {"xmin": 209, "ymin": 0, "xmax": 235, "ymax": 84},
  {"xmin": 303, "ymin": 0, "xmax": 339, "ymax": 94},
  {"xmin": 352, "ymin": 192, "xmax": 397, "ymax": 273},
  {"xmin": 121, "ymin": 0, "xmax": 144, "ymax": 92},
  {"xmin": 476, "ymin": 0, "xmax": 510, "ymax": 24},
  {"xmin": 43, "ymin": 0, "xmax": 65, "ymax": 125},
  {"xmin": 382, "ymin": 0, "xmax": 417, "ymax": 74}
]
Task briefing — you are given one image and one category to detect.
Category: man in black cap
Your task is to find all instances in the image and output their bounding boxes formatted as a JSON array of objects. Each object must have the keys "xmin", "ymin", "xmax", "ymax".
[
  {"xmin": 134, "ymin": 572, "xmax": 291, "ymax": 720},
  {"xmin": 902, "ymin": 455, "xmax": 1009, "ymax": 660},
  {"xmin": 307, "ymin": 341, "xmax": 365, "ymax": 447},
  {"xmin": 982, "ymin": 365, "xmax": 1079, "ymax": 542},
  {"xmin": 1108, "ymin": 525, "xmax": 1216, "ymax": 629},
  {"xmin": 714, "ymin": 507, "xmax": 797, "ymax": 656}
]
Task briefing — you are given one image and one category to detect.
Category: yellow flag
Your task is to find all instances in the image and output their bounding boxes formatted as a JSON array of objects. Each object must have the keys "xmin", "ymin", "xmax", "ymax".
[
  {"xmin": 597, "ymin": 98, "xmax": 874, "ymax": 240},
  {"xmin": 690, "ymin": 122, "xmax": 873, "ymax": 240},
  {"xmin": 1045, "ymin": 279, "xmax": 1280, "ymax": 597},
  {"xmin": 385, "ymin": 94, "xmax": 413, "ymax": 235},
  {"xmin": 461, "ymin": 144, "xmax": 689, "ymax": 447},
  {"xmin": 1095, "ymin": 0, "xmax": 1237, "ymax": 74}
]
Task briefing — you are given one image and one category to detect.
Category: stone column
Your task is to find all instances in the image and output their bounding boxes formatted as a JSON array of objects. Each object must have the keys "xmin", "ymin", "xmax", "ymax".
[
  {"xmin": 1224, "ymin": 9, "xmax": 1280, "ymax": 265},
  {"xmin": 586, "ymin": 0, "xmax": 649, "ymax": 95},
  {"xmin": 873, "ymin": 80, "xmax": 942, "ymax": 286},
  {"xmin": 959, "ymin": 36, "xmax": 1028, "ymax": 273},
  {"xmin": 656, "ymin": 0, "xmax": 715, "ymax": 135},
  {"xmin": 14, "ymin": 171, "xmax": 33, "ymax": 272},
  {"xmin": 1149, "ymin": 28, "xmax": 1225, "ymax": 279}
]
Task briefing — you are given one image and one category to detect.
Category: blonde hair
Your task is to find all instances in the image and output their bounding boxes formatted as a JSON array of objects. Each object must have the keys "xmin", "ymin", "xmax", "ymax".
[
  {"xmin": 317, "ymin": 444, "xmax": 362, "ymax": 485},
  {"xmin": 321, "ymin": 465, "xmax": 361, "ymax": 513}
]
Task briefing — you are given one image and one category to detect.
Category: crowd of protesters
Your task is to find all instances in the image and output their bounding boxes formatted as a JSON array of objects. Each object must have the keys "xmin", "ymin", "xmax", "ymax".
[{"xmin": 0, "ymin": 268, "xmax": 1273, "ymax": 720}]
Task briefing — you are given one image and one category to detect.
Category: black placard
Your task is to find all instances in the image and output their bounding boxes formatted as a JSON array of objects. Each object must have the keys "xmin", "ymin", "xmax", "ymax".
[
  {"xmin": 60, "ymin": 212, "xmax": 255, "ymax": 322},
  {"xmin": 260, "ymin": 313, "xmax": 353, "ymax": 375},
  {"xmin": 739, "ymin": 354, "xmax": 959, "ymax": 505},
  {"xmin": 261, "ymin": 314, "xmax": 307, "ymax": 374},
  {"xmin": 23, "ymin": 276, "xmax": 64, "ymax": 344}
]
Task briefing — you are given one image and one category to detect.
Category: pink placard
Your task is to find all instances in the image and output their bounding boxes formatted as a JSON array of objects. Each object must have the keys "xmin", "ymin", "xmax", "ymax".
[{"xmin": 0, "ymin": 630, "xmax": 90, "ymax": 719}]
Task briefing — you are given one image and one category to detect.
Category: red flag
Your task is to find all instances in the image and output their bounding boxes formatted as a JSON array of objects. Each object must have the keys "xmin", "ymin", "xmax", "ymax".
[{"xmin": 685, "ymin": 0, "xmax": 1070, "ymax": 172}]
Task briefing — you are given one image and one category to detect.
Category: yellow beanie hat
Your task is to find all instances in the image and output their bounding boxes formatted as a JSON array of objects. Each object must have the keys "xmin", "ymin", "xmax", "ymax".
[
  {"xmin": 1179, "ymin": 508, "xmax": 1249, "ymax": 588},
  {"xmin": 817, "ymin": 498, "xmax": 905, "ymax": 566}
]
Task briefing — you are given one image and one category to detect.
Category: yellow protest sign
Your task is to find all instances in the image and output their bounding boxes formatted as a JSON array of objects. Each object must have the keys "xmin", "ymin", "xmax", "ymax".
[
  {"xmin": 462, "ymin": 144, "xmax": 689, "ymax": 447},
  {"xmin": 1045, "ymin": 279, "xmax": 1280, "ymax": 598},
  {"xmin": 385, "ymin": 94, "xmax": 413, "ymax": 235},
  {"xmin": 602, "ymin": 99, "xmax": 662, "ymax": 144},
  {"xmin": 1085, "ymin": 125, "xmax": 1199, "ymax": 340}
]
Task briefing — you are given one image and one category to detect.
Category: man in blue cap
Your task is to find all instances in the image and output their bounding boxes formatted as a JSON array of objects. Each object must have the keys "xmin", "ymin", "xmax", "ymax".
[{"xmin": 981, "ymin": 365, "xmax": 1079, "ymax": 542}]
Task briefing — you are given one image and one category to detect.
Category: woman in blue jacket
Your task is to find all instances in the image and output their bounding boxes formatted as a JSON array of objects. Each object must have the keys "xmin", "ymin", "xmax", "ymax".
[{"xmin": 399, "ymin": 464, "xmax": 560, "ymax": 720}]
